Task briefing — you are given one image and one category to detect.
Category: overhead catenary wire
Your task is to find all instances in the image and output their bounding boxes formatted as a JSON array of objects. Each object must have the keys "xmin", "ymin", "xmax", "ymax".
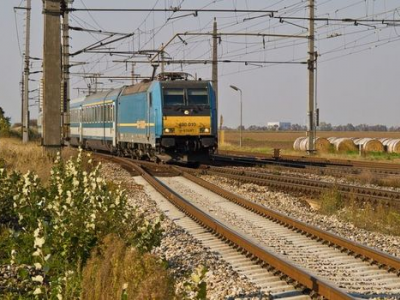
[{"xmin": 66, "ymin": 0, "xmax": 400, "ymax": 95}]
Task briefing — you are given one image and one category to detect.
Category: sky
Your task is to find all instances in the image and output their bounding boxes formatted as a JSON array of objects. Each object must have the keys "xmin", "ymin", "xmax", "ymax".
[{"xmin": 1, "ymin": 0, "xmax": 400, "ymax": 128}]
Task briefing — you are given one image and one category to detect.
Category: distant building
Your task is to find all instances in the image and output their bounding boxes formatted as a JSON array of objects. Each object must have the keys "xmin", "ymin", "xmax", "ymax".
[{"xmin": 267, "ymin": 122, "xmax": 291, "ymax": 130}]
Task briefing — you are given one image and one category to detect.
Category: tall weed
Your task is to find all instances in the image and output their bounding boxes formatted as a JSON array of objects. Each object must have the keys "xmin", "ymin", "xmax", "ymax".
[{"xmin": 81, "ymin": 234, "xmax": 175, "ymax": 300}]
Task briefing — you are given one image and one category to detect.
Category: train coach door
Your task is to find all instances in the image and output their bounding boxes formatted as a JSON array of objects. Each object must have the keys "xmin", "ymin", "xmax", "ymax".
[
  {"xmin": 79, "ymin": 107, "xmax": 83, "ymax": 143},
  {"xmin": 146, "ymin": 92, "xmax": 152, "ymax": 140}
]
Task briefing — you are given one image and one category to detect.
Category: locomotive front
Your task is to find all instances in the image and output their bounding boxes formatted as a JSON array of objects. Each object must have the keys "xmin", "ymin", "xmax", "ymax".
[{"xmin": 159, "ymin": 80, "xmax": 217, "ymax": 161}]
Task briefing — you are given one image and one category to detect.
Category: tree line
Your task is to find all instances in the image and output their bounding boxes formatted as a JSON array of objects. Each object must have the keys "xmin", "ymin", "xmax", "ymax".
[{"xmin": 222, "ymin": 122, "xmax": 400, "ymax": 132}]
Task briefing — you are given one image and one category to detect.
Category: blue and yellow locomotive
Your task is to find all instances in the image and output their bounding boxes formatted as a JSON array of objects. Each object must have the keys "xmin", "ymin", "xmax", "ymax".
[{"xmin": 69, "ymin": 73, "xmax": 218, "ymax": 162}]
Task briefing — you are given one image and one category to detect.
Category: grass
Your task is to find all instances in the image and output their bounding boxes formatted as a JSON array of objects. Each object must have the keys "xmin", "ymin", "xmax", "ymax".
[
  {"xmin": 343, "ymin": 200, "xmax": 400, "ymax": 235},
  {"xmin": 319, "ymin": 187, "xmax": 343, "ymax": 215},
  {"xmin": 81, "ymin": 234, "xmax": 175, "ymax": 300},
  {"xmin": 345, "ymin": 169, "xmax": 400, "ymax": 189},
  {"xmin": 218, "ymin": 142, "xmax": 274, "ymax": 154},
  {"xmin": 0, "ymin": 137, "xmax": 77, "ymax": 183},
  {"xmin": 318, "ymin": 188, "xmax": 400, "ymax": 235}
]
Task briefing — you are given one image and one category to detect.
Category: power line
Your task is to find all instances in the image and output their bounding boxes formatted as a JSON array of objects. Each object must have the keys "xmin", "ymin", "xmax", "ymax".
[{"xmin": 67, "ymin": 8, "xmax": 278, "ymax": 13}]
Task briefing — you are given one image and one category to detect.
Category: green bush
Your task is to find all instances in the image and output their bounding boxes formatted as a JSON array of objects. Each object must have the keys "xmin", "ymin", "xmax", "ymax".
[
  {"xmin": 319, "ymin": 187, "xmax": 343, "ymax": 215},
  {"xmin": 0, "ymin": 107, "xmax": 11, "ymax": 137},
  {"xmin": 0, "ymin": 149, "xmax": 163, "ymax": 299}
]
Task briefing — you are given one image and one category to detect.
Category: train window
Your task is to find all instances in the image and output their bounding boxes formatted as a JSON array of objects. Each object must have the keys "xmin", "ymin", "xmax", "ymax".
[
  {"xmin": 163, "ymin": 89, "xmax": 184, "ymax": 106},
  {"xmin": 187, "ymin": 89, "xmax": 209, "ymax": 105},
  {"xmin": 111, "ymin": 106, "xmax": 114, "ymax": 122}
]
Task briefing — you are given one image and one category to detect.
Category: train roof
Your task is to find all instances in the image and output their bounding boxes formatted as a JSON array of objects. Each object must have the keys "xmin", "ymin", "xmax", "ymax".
[
  {"xmin": 84, "ymin": 88, "xmax": 122, "ymax": 103},
  {"xmin": 70, "ymin": 96, "xmax": 86, "ymax": 108},
  {"xmin": 122, "ymin": 81, "xmax": 152, "ymax": 95}
]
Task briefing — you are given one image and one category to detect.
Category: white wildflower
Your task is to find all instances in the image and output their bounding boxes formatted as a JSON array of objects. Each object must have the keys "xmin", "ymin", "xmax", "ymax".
[
  {"xmin": 10, "ymin": 249, "xmax": 16, "ymax": 265},
  {"xmin": 34, "ymin": 228, "xmax": 40, "ymax": 238},
  {"xmin": 66, "ymin": 191, "xmax": 72, "ymax": 205},
  {"xmin": 33, "ymin": 287, "xmax": 42, "ymax": 295},
  {"xmin": 57, "ymin": 294, "xmax": 63, "ymax": 300},
  {"xmin": 44, "ymin": 254, "xmax": 51, "ymax": 261},
  {"xmin": 73, "ymin": 178, "xmax": 79, "ymax": 187},
  {"xmin": 32, "ymin": 275, "xmax": 44, "ymax": 283},
  {"xmin": 122, "ymin": 283, "xmax": 128, "ymax": 290},
  {"xmin": 34, "ymin": 237, "xmax": 45, "ymax": 249},
  {"xmin": 34, "ymin": 262, "xmax": 42, "ymax": 270},
  {"xmin": 32, "ymin": 249, "xmax": 42, "ymax": 257}
]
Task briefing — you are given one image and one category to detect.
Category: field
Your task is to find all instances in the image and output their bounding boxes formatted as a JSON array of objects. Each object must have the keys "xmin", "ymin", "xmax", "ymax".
[{"xmin": 220, "ymin": 130, "xmax": 400, "ymax": 160}]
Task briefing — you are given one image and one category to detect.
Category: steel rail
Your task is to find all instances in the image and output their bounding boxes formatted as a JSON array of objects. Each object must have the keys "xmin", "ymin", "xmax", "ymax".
[
  {"xmin": 197, "ymin": 166, "xmax": 400, "ymax": 207},
  {"xmin": 173, "ymin": 167, "xmax": 400, "ymax": 273},
  {"xmin": 111, "ymin": 157, "xmax": 354, "ymax": 300}
]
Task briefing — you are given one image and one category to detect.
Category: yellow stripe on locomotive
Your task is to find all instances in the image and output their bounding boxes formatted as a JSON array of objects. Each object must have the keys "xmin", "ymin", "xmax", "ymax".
[{"xmin": 162, "ymin": 116, "xmax": 212, "ymax": 136}]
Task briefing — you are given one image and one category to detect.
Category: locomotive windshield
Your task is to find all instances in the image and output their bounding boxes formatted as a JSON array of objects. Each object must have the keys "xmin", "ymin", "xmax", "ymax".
[
  {"xmin": 163, "ymin": 89, "xmax": 185, "ymax": 105},
  {"xmin": 163, "ymin": 88, "xmax": 209, "ymax": 106},
  {"xmin": 187, "ymin": 89, "xmax": 208, "ymax": 105}
]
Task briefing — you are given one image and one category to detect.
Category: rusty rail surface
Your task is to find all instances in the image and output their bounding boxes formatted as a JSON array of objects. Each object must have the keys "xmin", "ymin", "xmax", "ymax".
[
  {"xmin": 110, "ymin": 157, "xmax": 355, "ymax": 300},
  {"xmin": 172, "ymin": 167, "xmax": 400, "ymax": 273},
  {"xmin": 195, "ymin": 166, "xmax": 400, "ymax": 207}
]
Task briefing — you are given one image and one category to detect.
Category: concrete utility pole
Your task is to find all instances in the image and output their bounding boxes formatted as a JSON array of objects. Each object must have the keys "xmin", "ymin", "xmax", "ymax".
[
  {"xmin": 212, "ymin": 18, "xmax": 218, "ymax": 108},
  {"xmin": 20, "ymin": 73, "xmax": 24, "ymax": 136},
  {"xmin": 22, "ymin": 0, "xmax": 31, "ymax": 143},
  {"xmin": 61, "ymin": 0, "xmax": 71, "ymax": 141},
  {"xmin": 307, "ymin": 0, "xmax": 316, "ymax": 153},
  {"xmin": 42, "ymin": 0, "xmax": 62, "ymax": 153}
]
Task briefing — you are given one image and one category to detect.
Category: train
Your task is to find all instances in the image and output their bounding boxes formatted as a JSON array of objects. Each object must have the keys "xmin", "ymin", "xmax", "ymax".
[{"xmin": 68, "ymin": 72, "xmax": 218, "ymax": 162}]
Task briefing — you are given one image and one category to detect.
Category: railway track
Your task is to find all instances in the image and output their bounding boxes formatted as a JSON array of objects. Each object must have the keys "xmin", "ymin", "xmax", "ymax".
[
  {"xmin": 103, "ymin": 155, "xmax": 400, "ymax": 299},
  {"xmin": 214, "ymin": 151, "xmax": 400, "ymax": 177},
  {"xmin": 189, "ymin": 165, "xmax": 400, "ymax": 208}
]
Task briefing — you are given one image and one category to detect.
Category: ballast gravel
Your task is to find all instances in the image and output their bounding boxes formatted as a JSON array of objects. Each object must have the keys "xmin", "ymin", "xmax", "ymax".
[{"xmin": 100, "ymin": 163, "xmax": 267, "ymax": 300}]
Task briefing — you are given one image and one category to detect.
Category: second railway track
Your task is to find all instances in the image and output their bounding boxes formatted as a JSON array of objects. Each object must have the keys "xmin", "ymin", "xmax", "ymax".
[{"xmin": 190, "ymin": 165, "xmax": 400, "ymax": 208}]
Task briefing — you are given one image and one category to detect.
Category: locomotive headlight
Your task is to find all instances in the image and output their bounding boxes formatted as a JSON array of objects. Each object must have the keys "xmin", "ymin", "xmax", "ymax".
[
  {"xmin": 200, "ymin": 128, "xmax": 210, "ymax": 133},
  {"xmin": 164, "ymin": 128, "xmax": 175, "ymax": 133}
]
